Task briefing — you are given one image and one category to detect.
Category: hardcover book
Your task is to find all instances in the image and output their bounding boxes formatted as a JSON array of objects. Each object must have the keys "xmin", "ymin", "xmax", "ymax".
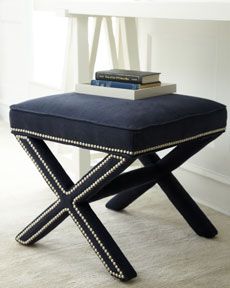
[
  {"xmin": 75, "ymin": 83, "xmax": 176, "ymax": 100},
  {"xmin": 91, "ymin": 80, "xmax": 161, "ymax": 90},
  {"xmin": 95, "ymin": 69, "xmax": 160, "ymax": 84}
]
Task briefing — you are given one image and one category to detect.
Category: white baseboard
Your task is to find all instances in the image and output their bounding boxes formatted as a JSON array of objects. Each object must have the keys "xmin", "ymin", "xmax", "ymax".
[
  {"xmin": 182, "ymin": 162, "xmax": 230, "ymax": 186},
  {"xmin": 175, "ymin": 166, "xmax": 230, "ymax": 216}
]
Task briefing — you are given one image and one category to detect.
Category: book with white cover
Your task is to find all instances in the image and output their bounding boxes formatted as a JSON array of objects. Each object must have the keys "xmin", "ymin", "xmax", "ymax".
[{"xmin": 75, "ymin": 83, "xmax": 176, "ymax": 100}]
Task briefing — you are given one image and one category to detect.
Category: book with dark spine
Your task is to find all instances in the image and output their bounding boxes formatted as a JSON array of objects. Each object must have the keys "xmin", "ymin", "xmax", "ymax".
[{"xmin": 95, "ymin": 69, "xmax": 160, "ymax": 84}]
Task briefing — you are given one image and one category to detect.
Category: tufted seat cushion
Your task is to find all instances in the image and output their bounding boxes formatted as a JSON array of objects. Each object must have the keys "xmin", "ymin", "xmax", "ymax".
[{"xmin": 10, "ymin": 93, "xmax": 227, "ymax": 156}]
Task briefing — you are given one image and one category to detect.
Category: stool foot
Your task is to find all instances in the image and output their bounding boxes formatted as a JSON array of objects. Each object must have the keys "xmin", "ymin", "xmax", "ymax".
[
  {"xmin": 16, "ymin": 200, "xmax": 68, "ymax": 245},
  {"xmin": 141, "ymin": 153, "xmax": 218, "ymax": 238},
  {"xmin": 158, "ymin": 174, "xmax": 218, "ymax": 238},
  {"xmin": 69, "ymin": 203, "xmax": 137, "ymax": 281}
]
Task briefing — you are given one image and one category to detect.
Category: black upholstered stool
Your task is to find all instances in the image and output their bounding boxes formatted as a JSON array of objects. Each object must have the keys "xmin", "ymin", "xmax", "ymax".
[{"xmin": 10, "ymin": 93, "xmax": 227, "ymax": 281}]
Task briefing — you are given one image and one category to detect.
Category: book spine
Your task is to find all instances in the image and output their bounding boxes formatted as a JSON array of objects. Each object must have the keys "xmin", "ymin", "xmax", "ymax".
[
  {"xmin": 95, "ymin": 72, "xmax": 141, "ymax": 83},
  {"xmin": 91, "ymin": 80, "xmax": 139, "ymax": 90}
]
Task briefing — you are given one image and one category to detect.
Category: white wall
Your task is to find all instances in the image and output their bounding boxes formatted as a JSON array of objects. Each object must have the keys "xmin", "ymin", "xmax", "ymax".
[
  {"xmin": 0, "ymin": 0, "xmax": 33, "ymax": 121},
  {"xmin": 1, "ymin": 6, "xmax": 229, "ymax": 214},
  {"xmin": 0, "ymin": 4, "xmax": 65, "ymax": 121},
  {"xmin": 138, "ymin": 19, "xmax": 230, "ymax": 214}
]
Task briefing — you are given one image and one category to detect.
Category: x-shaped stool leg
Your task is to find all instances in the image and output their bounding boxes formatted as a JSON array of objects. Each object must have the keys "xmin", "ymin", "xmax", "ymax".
[
  {"xmin": 104, "ymin": 133, "xmax": 221, "ymax": 239},
  {"xmin": 14, "ymin": 132, "xmax": 222, "ymax": 281},
  {"xmin": 15, "ymin": 135, "xmax": 137, "ymax": 281}
]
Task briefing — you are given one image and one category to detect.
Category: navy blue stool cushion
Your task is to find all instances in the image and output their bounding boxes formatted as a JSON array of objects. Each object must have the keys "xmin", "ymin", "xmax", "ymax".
[{"xmin": 10, "ymin": 93, "xmax": 227, "ymax": 156}]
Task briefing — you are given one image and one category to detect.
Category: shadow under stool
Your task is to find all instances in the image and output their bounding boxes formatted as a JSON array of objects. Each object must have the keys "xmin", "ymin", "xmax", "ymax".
[{"xmin": 10, "ymin": 92, "xmax": 227, "ymax": 281}]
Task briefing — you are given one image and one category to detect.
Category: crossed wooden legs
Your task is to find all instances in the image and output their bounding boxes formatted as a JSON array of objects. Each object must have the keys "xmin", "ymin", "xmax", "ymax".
[{"xmin": 15, "ymin": 132, "xmax": 221, "ymax": 281}]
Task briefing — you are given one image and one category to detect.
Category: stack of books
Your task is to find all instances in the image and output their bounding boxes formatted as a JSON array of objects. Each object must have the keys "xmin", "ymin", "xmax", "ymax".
[{"xmin": 76, "ymin": 69, "xmax": 176, "ymax": 100}]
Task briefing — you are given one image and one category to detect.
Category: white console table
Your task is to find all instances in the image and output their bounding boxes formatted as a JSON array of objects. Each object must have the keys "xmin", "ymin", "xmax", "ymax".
[
  {"xmin": 35, "ymin": 0, "xmax": 230, "ymax": 21},
  {"xmin": 34, "ymin": 0, "xmax": 230, "ymax": 178}
]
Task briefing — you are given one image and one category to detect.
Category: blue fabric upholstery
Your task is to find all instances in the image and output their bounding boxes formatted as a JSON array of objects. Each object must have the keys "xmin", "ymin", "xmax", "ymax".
[{"xmin": 10, "ymin": 93, "xmax": 227, "ymax": 155}]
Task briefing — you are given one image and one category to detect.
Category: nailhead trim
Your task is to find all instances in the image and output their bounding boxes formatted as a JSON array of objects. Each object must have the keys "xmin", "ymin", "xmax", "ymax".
[
  {"xmin": 16, "ymin": 202, "xmax": 60, "ymax": 244},
  {"xmin": 69, "ymin": 208, "xmax": 124, "ymax": 279},
  {"xmin": 15, "ymin": 135, "xmax": 125, "ymax": 279},
  {"xmin": 71, "ymin": 156, "xmax": 126, "ymax": 278},
  {"xmin": 67, "ymin": 155, "xmax": 112, "ymax": 195},
  {"xmin": 74, "ymin": 156, "xmax": 125, "ymax": 202},
  {"xmin": 133, "ymin": 127, "xmax": 226, "ymax": 155},
  {"xmin": 11, "ymin": 128, "xmax": 132, "ymax": 155},
  {"xmin": 26, "ymin": 137, "xmax": 113, "ymax": 195},
  {"xmin": 19, "ymin": 136, "xmax": 123, "ymax": 198},
  {"xmin": 14, "ymin": 125, "xmax": 225, "ymax": 279},
  {"xmin": 16, "ymin": 201, "xmax": 66, "ymax": 245},
  {"xmin": 16, "ymin": 136, "xmax": 59, "ymax": 197},
  {"xmin": 11, "ymin": 127, "xmax": 225, "ymax": 156}
]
